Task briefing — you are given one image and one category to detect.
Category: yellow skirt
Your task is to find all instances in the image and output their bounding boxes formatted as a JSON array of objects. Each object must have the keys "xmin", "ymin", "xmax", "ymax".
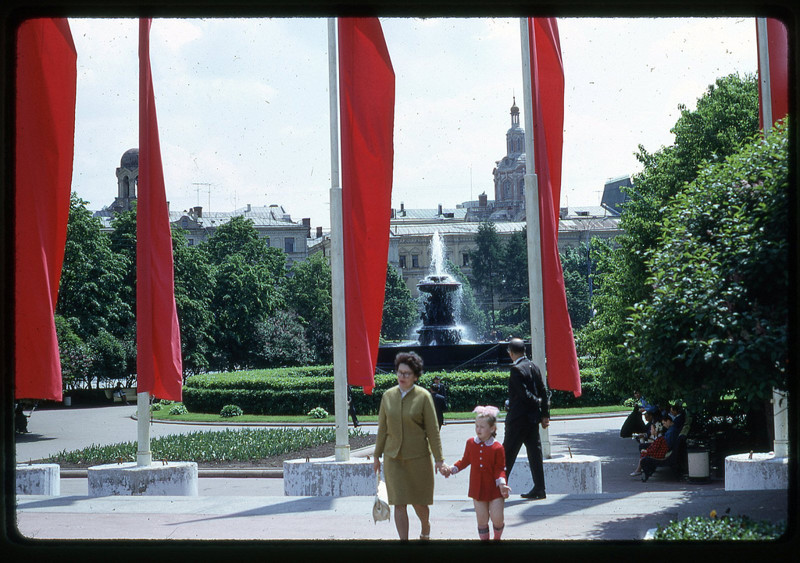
[{"xmin": 383, "ymin": 454, "xmax": 434, "ymax": 506}]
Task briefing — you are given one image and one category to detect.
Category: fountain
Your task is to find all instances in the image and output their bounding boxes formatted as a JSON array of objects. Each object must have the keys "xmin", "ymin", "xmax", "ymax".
[
  {"xmin": 416, "ymin": 231, "xmax": 463, "ymax": 346},
  {"xmin": 377, "ymin": 231, "xmax": 516, "ymax": 371}
]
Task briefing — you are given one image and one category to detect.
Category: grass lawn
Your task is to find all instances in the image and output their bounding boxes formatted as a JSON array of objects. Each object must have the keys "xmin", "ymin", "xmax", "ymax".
[{"xmin": 149, "ymin": 403, "xmax": 628, "ymax": 424}]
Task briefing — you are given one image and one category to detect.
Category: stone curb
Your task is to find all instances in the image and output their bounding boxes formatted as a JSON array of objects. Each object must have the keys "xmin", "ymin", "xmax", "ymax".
[
  {"xmin": 59, "ymin": 444, "xmax": 377, "ymax": 479},
  {"xmin": 139, "ymin": 411, "xmax": 629, "ymax": 426}
]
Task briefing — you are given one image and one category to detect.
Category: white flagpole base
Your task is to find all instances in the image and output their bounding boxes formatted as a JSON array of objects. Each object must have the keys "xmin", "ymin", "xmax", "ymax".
[{"xmin": 136, "ymin": 391, "xmax": 152, "ymax": 466}]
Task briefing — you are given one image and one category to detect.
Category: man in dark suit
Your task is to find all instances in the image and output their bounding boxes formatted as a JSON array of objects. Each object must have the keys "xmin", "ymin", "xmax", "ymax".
[{"xmin": 503, "ymin": 338, "xmax": 550, "ymax": 500}]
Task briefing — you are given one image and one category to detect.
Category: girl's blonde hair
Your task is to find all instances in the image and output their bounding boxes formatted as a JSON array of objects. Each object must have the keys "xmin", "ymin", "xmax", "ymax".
[{"xmin": 473, "ymin": 405, "xmax": 499, "ymax": 434}]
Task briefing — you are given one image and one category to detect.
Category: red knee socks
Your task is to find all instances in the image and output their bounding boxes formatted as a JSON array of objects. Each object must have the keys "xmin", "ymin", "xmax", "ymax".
[{"xmin": 493, "ymin": 523, "xmax": 504, "ymax": 540}]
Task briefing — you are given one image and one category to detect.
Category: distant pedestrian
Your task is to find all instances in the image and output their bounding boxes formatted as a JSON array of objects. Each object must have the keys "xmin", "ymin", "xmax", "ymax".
[
  {"xmin": 619, "ymin": 390, "xmax": 650, "ymax": 438},
  {"xmin": 429, "ymin": 376, "xmax": 447, "ymax": 429},
  {"xmin": 441, "ymin": 405, "xmax": 510, "ymax": 541},
  {"xmin": 15, "ymin": 403, "xmax": 30, "ymax": 434},
  {"xmin": 347, "ymin": 386, "xmax": 359, "ymax": 428},
  {"xmin": 503, "ymin": 338, "xmax": 549, "ymax": 500}
]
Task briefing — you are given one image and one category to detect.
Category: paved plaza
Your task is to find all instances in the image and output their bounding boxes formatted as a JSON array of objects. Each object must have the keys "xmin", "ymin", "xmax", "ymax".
[{"xmin": 10, "ymin": 404, "xmax": 792, "ymax": 545}]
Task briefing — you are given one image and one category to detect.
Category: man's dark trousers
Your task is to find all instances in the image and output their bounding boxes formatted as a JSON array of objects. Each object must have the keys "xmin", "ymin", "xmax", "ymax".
[{"xmin": 503, "ymin": 421, "xmax": 545, "ymax": 494}]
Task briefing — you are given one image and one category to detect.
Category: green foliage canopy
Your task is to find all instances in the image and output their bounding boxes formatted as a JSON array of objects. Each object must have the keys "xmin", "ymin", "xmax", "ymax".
[{"xmin": 626, "ymin": 121, "xmax": 788, "ymax": 413}]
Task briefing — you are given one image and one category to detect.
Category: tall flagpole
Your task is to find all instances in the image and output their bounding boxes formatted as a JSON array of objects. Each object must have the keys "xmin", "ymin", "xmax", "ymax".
[
  {"xmin": 756, "ymin": 17, "xmax": 789, "ymax": 459},
  {"xmin": 520, "ymin": 18, "xmax": 550, "ymax": 458},
  {"xmin": 328, "ymin": 18, "xmax": 350, "ymax": 462},
  {"xmin": 756, "ymin": 18, "xmax": 773, "ymax": 135}
]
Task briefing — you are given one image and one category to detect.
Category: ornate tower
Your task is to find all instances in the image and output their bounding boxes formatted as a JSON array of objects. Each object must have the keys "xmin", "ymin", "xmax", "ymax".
[
  {"xmin": 491, "ymin": 99, "xmax": 526, "ymax": 220},
  {"xmin": 110, "ymin": 148, "xmax": 139, "ymax": 213}
]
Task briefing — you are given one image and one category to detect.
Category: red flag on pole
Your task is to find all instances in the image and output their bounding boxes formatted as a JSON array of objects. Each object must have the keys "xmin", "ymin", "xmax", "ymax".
[
  {"xmin": 527, "ymin": 17, "xmax": 581, "ymax": 397},
  {"xmin": 15, "ymin": 18, "xmax": 77, "ymax": 401},
  {"xmin": 756, "ymin": 17, "xmax": 789, "ymax": 130},
  {"xmin": 338, "ymin": 18, "xmax": 395, "ymax": 395},
  {"xmin": 137, "ymin": 19, "xmax": 183, "ymax": 401}
]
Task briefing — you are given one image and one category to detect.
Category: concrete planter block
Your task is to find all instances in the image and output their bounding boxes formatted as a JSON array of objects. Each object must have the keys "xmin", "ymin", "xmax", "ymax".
[
  {"xmin": 16, "ymin": 464, "xmax": 60, "ymax": 496},
  {"xmin": 88, "ymin": 461, "xmax": 198, "ymax": 497},
  {"xmin": 725, "ymin": 453, "xmax": 788, "ymax": 491},
  {"xmin": 507, "ymin": 455, "xmax": 602, "ymax": 494},
  {"xmin": 283, "ymin": 458, "xmax": 376, "ymax": 497}
]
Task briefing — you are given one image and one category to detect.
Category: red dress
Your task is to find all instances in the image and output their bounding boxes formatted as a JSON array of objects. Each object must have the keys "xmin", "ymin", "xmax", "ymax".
[
  {"xmin": 641, "ymin": 436, "xmax": 668, "ymax": 460},
  {"xmin": 453, "ymin": 437, "xmax": 507, "ymax": 501}
]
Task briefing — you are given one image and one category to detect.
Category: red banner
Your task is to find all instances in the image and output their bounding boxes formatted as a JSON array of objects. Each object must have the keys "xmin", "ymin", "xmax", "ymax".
[
  {"xmin": 15, "ymin": 19, "xmax": 77, "ymax": 401},
  {"xmin": 528, "ymin": 17, "xmax": 581, "ymax": 397},
  {"xmin": 756, "ymin": 18, "xmax": 789, "ymax": 129},
  {"xmin": 137, "ymin": 19, "xmax": 183, "ymax": 401},
  {"xmin": 338, "ymin": 18, "xmax": 395, "ymax": 395}
]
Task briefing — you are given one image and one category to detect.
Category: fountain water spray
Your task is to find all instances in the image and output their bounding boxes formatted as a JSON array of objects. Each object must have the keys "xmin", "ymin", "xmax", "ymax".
[{"xmin": 416, "ymin": 231, "xmax": 463, "ymax": 345}]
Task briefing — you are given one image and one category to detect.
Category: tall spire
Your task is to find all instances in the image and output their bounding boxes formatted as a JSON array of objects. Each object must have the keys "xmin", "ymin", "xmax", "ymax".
[
  {"xmin": 507, "ymin": 97, "xmax": 524, "ymax": 155},
  {"xmin": 511, "ymin": 96, "xmax": 520, "ymax": 128}
]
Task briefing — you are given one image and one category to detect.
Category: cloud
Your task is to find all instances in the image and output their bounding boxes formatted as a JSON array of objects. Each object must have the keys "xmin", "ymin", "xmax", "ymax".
[{"xmin": 67, "ymin": 17, "xmax": 758, "ymax": 228}]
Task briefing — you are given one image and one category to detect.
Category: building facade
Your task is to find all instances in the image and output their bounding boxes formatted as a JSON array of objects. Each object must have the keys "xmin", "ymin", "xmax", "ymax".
[{"xmin": 93, "ymin": 149, "xmax": 310, "ymax": 264}]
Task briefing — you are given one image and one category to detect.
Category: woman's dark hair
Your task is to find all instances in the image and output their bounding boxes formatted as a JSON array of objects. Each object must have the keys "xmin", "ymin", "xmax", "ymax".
[{"xmin": 394, "ymin": 351, "xmax": 423, "ymax": 377}]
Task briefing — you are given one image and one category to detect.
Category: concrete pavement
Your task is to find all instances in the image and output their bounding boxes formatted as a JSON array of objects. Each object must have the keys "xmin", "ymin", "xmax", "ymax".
[{"xmin": 10, "ymin": 404, "xmax": 792, "ymax": 543}]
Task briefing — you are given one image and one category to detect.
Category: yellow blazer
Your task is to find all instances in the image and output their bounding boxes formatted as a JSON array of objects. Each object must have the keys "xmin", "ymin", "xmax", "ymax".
[{"xmin": 374, "ymin": 385, "xmax": 444, "ymax": 462}]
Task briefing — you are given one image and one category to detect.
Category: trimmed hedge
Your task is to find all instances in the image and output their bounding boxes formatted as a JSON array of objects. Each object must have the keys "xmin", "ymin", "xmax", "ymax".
[{"xmin": 183, "ymin": 365, "xmax": 618, "ymax": 416}]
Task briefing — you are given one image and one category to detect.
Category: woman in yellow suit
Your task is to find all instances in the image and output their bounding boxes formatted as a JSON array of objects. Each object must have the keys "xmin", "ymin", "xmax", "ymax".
[{"xmin": 373, "ymin": 351, "xmax": 445, "ymax": 541}]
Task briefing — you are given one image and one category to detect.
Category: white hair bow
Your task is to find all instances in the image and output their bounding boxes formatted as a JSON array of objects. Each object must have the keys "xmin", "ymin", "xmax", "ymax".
[{"xmin": 473, "ymin": 405, "xmax": 499, "ymax": 418}]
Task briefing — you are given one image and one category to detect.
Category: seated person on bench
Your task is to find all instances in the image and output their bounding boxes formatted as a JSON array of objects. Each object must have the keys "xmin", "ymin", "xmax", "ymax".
[{"xmin": 630, "ymin": 414, "xmax": 674, "ymax": 477}]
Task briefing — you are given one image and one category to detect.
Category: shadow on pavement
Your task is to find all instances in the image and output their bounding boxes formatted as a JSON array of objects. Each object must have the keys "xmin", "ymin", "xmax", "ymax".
[
  {"xmin": 13, "ymin": 433, "xmax": 58, "ymax": 446},
  {"xmin": 168, "ymin": 497, "xmax": 337, "ymax": 526}
]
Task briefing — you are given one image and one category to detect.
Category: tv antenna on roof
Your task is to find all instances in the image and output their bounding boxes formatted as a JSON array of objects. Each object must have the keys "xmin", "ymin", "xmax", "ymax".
[{"xmin": 192, "ymin": 182, "xmax": 212, "ymax": 213}]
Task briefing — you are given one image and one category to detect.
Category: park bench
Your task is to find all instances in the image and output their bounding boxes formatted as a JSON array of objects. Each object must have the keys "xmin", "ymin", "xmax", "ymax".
[
  {"xmin": 103, "ymin": 388, "xmax": 136, "ymax": 403},
  {"xmin": 640, "ymin": 415, "xmax": 693, "ymax": 481}
]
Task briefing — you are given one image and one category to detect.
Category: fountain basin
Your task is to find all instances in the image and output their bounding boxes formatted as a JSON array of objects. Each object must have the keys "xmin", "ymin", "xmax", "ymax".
[{"xmin": 377, "ymin": 342, "xmax": 515, "ymax": 372}]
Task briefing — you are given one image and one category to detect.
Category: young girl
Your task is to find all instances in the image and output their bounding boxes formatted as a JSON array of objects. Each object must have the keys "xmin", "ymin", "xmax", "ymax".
[{"xmin": 442, "ymin": 405, "xmax": 511, "ymax": 541}]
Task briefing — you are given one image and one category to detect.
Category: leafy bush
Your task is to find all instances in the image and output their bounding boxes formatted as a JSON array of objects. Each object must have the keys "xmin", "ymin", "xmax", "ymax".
[
  {"xmin": 169, "ymin": 404, "xmax": 188, "ymax": 415},
  {"xmin": 181, "ymin": 365, "xmax": 622, "ymax": 416},
  {"xmin": 653, "ymin": 513, "xmax": 786, "ymax": 540},
  {"xmin": 220, "ymin": 404, "xmax": 243, "ymax": 418},
  {"xmin": 307, "ymin": 407, "xmax": 329, "ymax": 419},
  {"xmin": 45, "ymin": 428, "xmax": 370, "ymax": 465}
]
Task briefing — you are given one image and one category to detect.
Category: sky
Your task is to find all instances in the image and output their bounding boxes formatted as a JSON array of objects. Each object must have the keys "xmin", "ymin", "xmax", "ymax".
[{"xmin": 67, "ymin": 16, "xmax": 758, "ymax": 230}]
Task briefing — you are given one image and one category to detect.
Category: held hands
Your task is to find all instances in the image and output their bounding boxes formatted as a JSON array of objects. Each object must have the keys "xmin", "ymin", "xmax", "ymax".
[{"xmin": 439, "ymin": 463, "xmax": 453, "ymax": 478}]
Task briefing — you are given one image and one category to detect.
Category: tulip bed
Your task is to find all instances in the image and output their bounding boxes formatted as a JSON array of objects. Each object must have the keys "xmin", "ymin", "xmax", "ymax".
[{"xmin": 43, "ymin": 427, "xmax": 369, "ymax": 466}]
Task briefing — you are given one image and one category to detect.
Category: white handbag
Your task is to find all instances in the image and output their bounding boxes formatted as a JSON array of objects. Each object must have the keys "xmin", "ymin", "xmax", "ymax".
[{"xmin": 372, "ymin": 473, "xmax": 390, "ymax": 523}]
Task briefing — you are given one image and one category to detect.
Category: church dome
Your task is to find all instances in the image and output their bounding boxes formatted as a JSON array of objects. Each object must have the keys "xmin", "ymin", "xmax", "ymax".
[{"xmin": 120, "ymin": 148, "xmax": 139, "ymax": 169}]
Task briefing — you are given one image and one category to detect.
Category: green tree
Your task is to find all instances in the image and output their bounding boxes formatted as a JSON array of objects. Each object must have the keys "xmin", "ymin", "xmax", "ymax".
[
  {"xmin": 469, "ymin": 221, "xmax": 503, "ymax": 333},
  {"xmin": 86, "ymin": 328, "xmax": 127, "ymax": 389},
  {"xmin": 209, "ymin": 252, "xmax": 285, "ymax": 371},
  {"xmin": 381, "ymin": 264, "xmax": 418, "ymax": 341},
  {"xmin": 501, "ymin": 227, "xmax": 528, "ymax": 299},
  {"xmin": 447, "ymin": 261, "xmax": 489, "ymax": 342},
  {"xmin": 254, "ymin": 310, "xmax": 315, "ymax": 367},
  {"xmin": 626, "ymin": 122, "xmax": 788, "ymax": 420},
  {"xmin": 108, "ymin": 204, "xmax": 138, "ymax": 317},
  {"xmin": 285, "ymin": 253, "xmax": 333, "ymax": 363},
  {"xmin": 560, "ymin": 243, "xmax": 593, "ymax": 331},
  {"xmin": 583, "ymin": 73, "xmax": 760, "ymax": 387},
  {"xmin": 203, "ymin": 218, "xmax": 287, "ymax": 370},
  {"xmin": 57, "ymin": 194, "xmax": 133, "ymax": 344},
  {"xmin": 497, "ymin": 227, "xmax": 529, "ymax": 335},
  {"xmin": 203, "ymin": 215, "xmax": 276, "ymax": 266},
  {"xmin": 172, "ymin": 230, "xmax": 216, "ymax": 375},
  {"xmin": 54, "ymin": 314, "xmax": 92, "ymax": 392}
]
